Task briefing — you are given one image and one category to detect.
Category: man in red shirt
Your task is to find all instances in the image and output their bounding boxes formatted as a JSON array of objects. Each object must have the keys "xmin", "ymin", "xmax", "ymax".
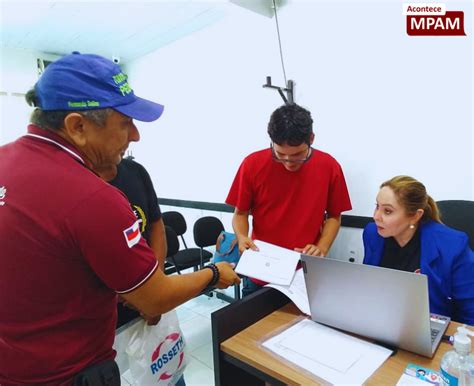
[
  {"xmin": 226, "ymin": 103, "xmax": 352, "ymax": 296},
  {"xmin": 0, "ymin": 52, "xmax": 240, "ymax": 385}
]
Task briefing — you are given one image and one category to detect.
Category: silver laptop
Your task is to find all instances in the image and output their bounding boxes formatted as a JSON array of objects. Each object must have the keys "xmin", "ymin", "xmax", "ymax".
[{"xmin": 301, "ymin": 255, "xmax": 450, "ymax": 357}]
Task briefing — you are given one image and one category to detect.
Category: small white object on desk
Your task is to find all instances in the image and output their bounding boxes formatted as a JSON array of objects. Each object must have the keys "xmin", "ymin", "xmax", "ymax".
[{"xmin": 396, "ymin": 364, "xmax": 442, "ymax": 385}]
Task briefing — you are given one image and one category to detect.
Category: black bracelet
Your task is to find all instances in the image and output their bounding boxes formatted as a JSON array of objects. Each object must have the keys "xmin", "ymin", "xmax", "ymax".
[{"xmin": 202, "ymin": 263, "xmax": 220, "ymax": 288}]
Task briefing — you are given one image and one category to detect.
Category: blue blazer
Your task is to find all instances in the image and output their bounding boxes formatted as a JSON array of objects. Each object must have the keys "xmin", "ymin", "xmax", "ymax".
[{"xmin": 363, "ymin": 221, "xmax": 474, "ymax": 325}]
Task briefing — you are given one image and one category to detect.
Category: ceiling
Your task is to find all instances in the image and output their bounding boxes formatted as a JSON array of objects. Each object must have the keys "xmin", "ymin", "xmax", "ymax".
[
  {"xmin": 0, "ymin": 0, "xmax": 287, "ymax": 64},
  {"xmin": 0, "ymin": 1, "xmax": 227, "ymax": 63}
]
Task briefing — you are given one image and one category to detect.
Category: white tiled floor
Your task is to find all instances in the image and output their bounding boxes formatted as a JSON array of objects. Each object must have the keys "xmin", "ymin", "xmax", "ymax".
[{"xmin": 116, "ymin": 287, "xmax": 237, "ymax": 386}]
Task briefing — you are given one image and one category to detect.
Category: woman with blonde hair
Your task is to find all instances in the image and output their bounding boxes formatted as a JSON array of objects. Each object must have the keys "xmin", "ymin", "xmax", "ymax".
[{"xmin": 363, "ymin": 176, "xmax": 474, "ymax": 324}]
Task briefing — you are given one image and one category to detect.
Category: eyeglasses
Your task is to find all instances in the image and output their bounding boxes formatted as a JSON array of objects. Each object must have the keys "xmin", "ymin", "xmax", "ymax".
[{"xmin": 271, "ymin": 143, "xmax": 312, "ymax": 164}]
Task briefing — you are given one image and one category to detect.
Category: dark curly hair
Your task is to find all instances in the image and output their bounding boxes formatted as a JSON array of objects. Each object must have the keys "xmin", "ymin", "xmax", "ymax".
[{"xmin": 267, "ymin": 104, "xmax": 313, "ymax": 146}]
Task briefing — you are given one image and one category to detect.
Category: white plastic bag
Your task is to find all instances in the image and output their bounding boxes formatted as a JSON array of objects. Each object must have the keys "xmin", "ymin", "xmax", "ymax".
[{"xmin": 126, "ymin": 310, "xmax": 187, "ymax": 385}]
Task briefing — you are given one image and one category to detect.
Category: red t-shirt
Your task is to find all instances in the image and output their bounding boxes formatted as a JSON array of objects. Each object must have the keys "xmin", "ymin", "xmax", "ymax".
[
  {"xmin": 226, "ymin": 148, "xmax": 352, "ymax": 282},
  {"xmin": 0, "ymin": 126, "xmax": 158, "ymax": 385}
]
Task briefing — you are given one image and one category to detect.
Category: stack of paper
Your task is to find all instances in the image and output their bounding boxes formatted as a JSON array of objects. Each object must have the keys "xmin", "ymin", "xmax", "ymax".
[
  {"xmin": 265, "ymin": 268, "xmax": 310, "ymax": 315},
  {"xmin": 235, "ymin": 240, "xmax": 300, "ymax": 285},
  {"xmin": 262, "ymin": 319, "xmax": 393, "ymax": 385}
]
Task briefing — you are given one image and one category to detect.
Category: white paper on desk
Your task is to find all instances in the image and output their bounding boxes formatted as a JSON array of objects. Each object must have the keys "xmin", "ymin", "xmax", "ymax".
[
  {"xmin": 280, "ymin": 322, "xmax": 362, "ymax": 372},
  {"xmin": 262, "ymin": 319, "xmax": 392, "ymax": 385},
  {"xmin": 397, "ymin": 374, "xmax": 436, "ymax": 385},
  {"xmin": 235, "ymin": 240, "xmax": 300, "ymax": 285},
  {"xmin": 265, "ymin": 268, "xmax": 310, "ymax": 315}
]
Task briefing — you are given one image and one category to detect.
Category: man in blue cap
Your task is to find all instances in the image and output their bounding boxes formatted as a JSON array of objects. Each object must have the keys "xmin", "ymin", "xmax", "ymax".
[{"xmin": 0, "ymin": 52, "xmax": 240, "ymax": 386}]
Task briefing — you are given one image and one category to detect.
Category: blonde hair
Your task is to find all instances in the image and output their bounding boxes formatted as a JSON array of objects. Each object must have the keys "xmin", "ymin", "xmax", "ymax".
[{"xmin": 380, "ymin": 176, "xmax": 441, "ymax": 223}]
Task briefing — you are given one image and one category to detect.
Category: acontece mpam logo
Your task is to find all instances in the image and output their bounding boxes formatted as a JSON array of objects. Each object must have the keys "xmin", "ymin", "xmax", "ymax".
[{"xmin": 403, "ymin": 3, "xmax": 466, "ymax": 36}]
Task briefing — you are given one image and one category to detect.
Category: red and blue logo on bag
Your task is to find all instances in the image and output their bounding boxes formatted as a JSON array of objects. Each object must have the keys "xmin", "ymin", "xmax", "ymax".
[{"xmin": 150, "ymin": 332, "xmax": 185, "ymax": 382}]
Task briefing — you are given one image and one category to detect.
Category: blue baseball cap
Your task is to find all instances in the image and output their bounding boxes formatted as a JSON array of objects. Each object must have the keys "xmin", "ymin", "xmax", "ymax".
[{"xmin": 35, "ymin": 52, "xmax": 164, "ymax": 122}]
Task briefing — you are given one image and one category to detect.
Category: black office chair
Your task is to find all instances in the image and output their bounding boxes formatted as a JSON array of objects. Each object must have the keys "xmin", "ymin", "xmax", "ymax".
[
  {"xmin": 162, "ymin": 211, "xmax": 213, "ymax": 274},
  {"xmin": 193, "ymin": 216, "xmax": 224, "ymax": 266},
  {"xmin": 162, "ymin": 211, "xmax": 191, "ymax": 248},
  {"xmin": 437, "ymin": 200, "xmax": 474, "ymax": 250},
  {"xmin": 194, "ymin": 216, "xmax": 241, "ymax": 303},
  {"xmin": 163, "ymin": 225, "xmax": 180, "ymax": 275}
]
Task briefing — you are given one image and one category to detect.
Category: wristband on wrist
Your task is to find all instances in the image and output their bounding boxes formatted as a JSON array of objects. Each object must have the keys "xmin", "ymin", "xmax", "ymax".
[{"xmin": 202, "ymin": 263, "xmax": 220, "ymax": 288}]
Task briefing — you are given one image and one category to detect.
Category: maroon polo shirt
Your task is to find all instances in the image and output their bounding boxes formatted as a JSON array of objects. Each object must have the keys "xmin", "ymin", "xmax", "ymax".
[{"xmin": 0, "ymin": 125, "xmax": 158, "ymax": 385}]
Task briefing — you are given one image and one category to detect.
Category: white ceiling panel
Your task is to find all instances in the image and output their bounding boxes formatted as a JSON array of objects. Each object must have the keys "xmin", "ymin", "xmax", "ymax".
[{"xmin": 0, "ymin": 1, "xmax": 227, "ymax": 63}]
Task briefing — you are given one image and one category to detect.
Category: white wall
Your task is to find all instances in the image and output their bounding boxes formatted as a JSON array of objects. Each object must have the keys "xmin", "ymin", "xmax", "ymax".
[
  {"xmin": 125, "ymin": 0, "xmax": 473, "ymax": 216},
  {"xmin": 124, "ymin": 3, "xmax": 280, "ymax": 204},
  {"xmin": 0, "ymin": 47, "xmax": 59, "ymax": 144},
  {"xmin": 1, "ymin": 1, "xmax": 472, "ymax": 217}
]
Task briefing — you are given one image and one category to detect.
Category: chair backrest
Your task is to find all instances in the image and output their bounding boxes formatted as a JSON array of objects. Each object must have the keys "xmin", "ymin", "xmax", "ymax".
[
  {"xmin": 194, "ymin": 216, "xmax": 225, "ymax": 248},
  {"xmin": 436, "ymin": 200, "xmax": 474, "ymax": 249},
  {"xmin": 162, "ymin": 211, "xmax": 187, "ymax": 237},
  {"xmin": 164, "ymin": 225, "xmax": 180, "ymax": 257},
  {"xmin": 162, "ymin": 211, "xmax": 189, "ymax": 248}
]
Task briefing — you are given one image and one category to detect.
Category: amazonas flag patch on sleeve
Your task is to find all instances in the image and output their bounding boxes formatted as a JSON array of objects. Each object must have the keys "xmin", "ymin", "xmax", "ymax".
[{"xmin": 123, "ymin": 220, "xmax": 141, "ymax": 248}]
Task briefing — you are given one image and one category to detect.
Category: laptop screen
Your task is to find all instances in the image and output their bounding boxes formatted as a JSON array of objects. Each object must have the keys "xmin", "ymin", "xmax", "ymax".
[{"xmin": 300, "ymin": 255, "xmax": 447, "ymax": 357}]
